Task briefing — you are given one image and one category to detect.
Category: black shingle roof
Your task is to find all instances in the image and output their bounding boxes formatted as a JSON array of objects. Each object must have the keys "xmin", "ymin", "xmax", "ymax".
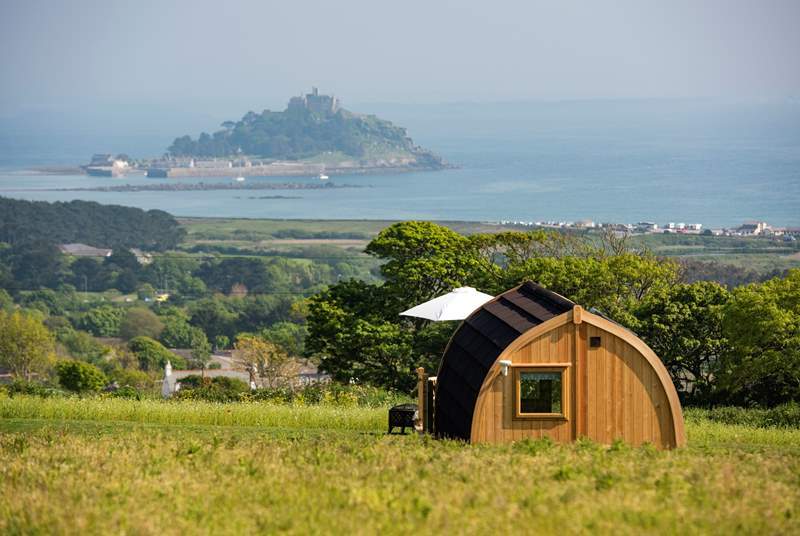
[{"xmin": 434, "ymin": 282, "xmax": 574, "ymax": 441}]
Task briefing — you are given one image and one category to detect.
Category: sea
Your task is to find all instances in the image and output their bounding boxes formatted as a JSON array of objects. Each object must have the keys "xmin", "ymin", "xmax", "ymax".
[{"xmin": 1, "ymin": 98, "xmax": 798, "ymax": 228}]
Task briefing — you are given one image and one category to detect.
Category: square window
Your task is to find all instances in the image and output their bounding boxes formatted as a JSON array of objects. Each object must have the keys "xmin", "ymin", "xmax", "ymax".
[
  {"xmin": 590, "ymin": 336, "xmax": 601, "ymax": 348},
  {"xmin": 513, "ymin": 366, "xmax": 568, "ymax": 419}
]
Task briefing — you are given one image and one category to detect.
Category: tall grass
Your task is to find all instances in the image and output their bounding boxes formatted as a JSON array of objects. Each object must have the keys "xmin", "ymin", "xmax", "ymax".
[
  {"xmin": 2, "ymin": 422, "xmax": 800, "ymax": 534},
  {"xmin": 0, "ymin": 396, "xmax": 386, "ymax": 432},
  {"xmin": 686, "ymin": 403, "xmax": 800, "ymax": 429}
]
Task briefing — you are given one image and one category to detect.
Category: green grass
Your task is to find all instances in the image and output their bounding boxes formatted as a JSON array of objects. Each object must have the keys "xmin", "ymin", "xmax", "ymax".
[
  {"xmin": 0, "ymin": 396, "xmax": 386, "ymax": 432},
  {"xmin": 2, "ymin": 397, "xmax": 800, "ymax": 534}
]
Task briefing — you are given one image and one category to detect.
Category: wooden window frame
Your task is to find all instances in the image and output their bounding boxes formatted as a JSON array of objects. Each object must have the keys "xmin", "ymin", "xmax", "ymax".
[{"xmin": 512, "ymin": 363, "xmax": 571, "ymax": 421}]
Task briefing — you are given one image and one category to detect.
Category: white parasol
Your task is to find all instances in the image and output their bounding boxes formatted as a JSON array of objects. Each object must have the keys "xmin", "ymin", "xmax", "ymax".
[{"xmin": 400, "ymin": 287, "xmax": 494, "ymax": 321}]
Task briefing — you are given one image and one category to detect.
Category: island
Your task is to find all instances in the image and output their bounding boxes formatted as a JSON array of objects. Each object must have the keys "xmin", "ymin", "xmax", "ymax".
[{"xmin": 137, "ymin": 88, "xmax": 446, "ymax": 178}]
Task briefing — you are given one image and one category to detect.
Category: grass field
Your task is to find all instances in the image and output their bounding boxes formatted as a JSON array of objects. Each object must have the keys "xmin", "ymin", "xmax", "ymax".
[{"xmin": 2, "ymin": 397, "xmax": 800, "ymax": 534}]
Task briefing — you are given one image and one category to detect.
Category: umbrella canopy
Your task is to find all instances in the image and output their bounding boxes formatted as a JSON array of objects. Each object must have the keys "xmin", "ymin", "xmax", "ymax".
[{"xmin": 400, "ymin": 287, "xmax": 495, "ymax": 321}]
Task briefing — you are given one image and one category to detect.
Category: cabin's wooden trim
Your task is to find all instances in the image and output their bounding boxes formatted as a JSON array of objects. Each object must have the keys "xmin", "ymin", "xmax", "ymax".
[
  {"xmin": 572, "ymin": 305, "xmax": 583, "ymax": 324},
  {"xmin": 579, "ymin": 310, "xmax": 686, "ymax": 447}
]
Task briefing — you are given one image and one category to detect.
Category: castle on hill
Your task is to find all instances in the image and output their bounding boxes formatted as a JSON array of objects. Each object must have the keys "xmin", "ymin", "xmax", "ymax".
[{"xmin": 288, "ymin": 87, "xmax": 339, "ymax": 115}]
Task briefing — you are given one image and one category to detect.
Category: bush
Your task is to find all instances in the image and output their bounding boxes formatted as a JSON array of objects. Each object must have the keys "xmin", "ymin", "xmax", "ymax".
[
  {"xmin": 174, "ymin": 375, "xmax": 249, "ymax": 402},
  {"xmin": 107, "ymin": 367, "xmax": 152, "ymax": 390},
  {"xmin": 128, "ymin": 336, "xmax": 186, "ymax": 371},
  {"xmin": 5, "ymin": 379, "xmax": 67, "ymax": 398},
  {"xmin": 55, "ymin": 360, "xmax": 108, "ymax": 392},
  {"xmin": 244, "ymin": 382, "xmax": 408, "ymax": 408}
]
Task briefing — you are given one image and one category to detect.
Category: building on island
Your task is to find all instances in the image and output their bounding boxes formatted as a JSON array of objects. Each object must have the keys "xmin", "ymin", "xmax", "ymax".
[{"xmin": 288, "ymin": 87, "xmax": 339, "ymax": 115}]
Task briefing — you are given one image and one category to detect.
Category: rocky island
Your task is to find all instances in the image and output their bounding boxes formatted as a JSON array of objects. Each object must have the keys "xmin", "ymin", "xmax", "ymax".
[{"xmin": 144, "ymin": 88, "xmax": 447, "ymax": 178}]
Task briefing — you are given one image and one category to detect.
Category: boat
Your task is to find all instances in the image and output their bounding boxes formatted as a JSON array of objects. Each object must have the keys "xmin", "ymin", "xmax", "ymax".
[
  {"xmin": 318, "ymin": 173, "xmax": 329, "ymax": 180},
  {"xmin": 234, "ymin": 176, "xmax": 245, "ymax": 182}
]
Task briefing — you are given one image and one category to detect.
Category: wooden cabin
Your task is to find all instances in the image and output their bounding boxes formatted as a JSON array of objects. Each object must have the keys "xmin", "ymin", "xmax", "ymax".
[{"xmin": 422, "ymin": 282, "xmax": 685, "ymax": 448}]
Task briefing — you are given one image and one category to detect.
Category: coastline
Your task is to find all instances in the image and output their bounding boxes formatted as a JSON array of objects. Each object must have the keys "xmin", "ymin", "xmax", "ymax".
[{"xmin": 28, "ymin": 162, "xmax": 451, "ymax": 178}]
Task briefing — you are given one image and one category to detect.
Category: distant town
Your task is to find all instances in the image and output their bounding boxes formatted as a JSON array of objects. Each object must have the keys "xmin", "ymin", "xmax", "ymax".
[{"xmin": 495, "ymin": 219, "xmax": 800, "ymax": 240}]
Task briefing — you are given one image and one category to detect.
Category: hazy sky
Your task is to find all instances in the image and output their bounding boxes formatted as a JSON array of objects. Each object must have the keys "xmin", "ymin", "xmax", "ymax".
[{"xmin": 1, "ymin": 0, "xmax": 799, "ymax": 116}]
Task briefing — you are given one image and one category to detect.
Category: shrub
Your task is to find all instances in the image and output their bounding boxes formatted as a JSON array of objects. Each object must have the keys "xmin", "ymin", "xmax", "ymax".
[
  {"xmin": 79, "ymin": 306, "xmax": 123, "ymax": 337},
  {"xmin": 107, "ymin": 367, "xmax": 152, "ymax": 390},
  {"xmin": 5, "ymin": 379, "xmax": 67, "ymax": 398},
  {"xmin": 175, "ymin": 375, "xmax": 249, "ymax": 402},
  {"xmin": 128, "ymin": 336, "xmax": 186, "ymax": 371},
  {"xmin": 55, "ymin": 360, "xmax": 108, "ymax": 392},
  {"xmin": 244, "ymin": 382, "xmax": 408, "ymax": 407}
]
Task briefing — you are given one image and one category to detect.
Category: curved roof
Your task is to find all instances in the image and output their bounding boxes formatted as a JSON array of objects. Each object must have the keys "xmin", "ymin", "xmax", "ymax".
[{"xmin": 434, "ymin": 282, "xmax": 575, "ymax": 440}]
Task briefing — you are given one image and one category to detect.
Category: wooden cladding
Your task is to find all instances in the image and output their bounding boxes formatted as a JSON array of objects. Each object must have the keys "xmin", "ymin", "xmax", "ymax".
[{"xmin": 470, "ymin": 307, "xmax": 685, "ymax": 448}]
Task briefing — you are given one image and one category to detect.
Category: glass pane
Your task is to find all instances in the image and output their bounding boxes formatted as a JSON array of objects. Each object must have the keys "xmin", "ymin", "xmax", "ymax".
[{"xmin": 519, "ymin": 371, "xmax": 562, "ymax": 414}]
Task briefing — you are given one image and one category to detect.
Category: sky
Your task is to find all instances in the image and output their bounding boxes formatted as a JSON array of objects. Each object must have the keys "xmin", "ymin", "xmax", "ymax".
[{"xmin": 1, "ymin": 0, "xmax": 800, "ymax": 118}]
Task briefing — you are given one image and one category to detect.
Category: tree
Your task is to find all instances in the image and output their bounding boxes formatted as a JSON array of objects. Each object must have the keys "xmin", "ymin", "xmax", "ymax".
[
  {"xmin": 80, "ymin": 305, "xmax": 123, "ymax": 337},
  {"xmin": 7, "ymin": 241, "xmax": 66, "ymax": 289},
  {"xmin": 213, "ymin": 335, "xmax": 230, "ymax": 351},
  {"xmin": 128, "ymin": 336, "xmax": 185, "ymax": 371},
  {"xmin": 234, "ymin": 334, "xmax": 299, "ymax": 388},
  {"xmin": 188, "ymin": 298, "xmax": 238, "ymax": 341},
  {"xmin": 306, "ymin": 280, "xmax": 417, "ymax": 390},
  {"xmin": 70, "ymin": 257, "xmax": 111, "ymax": 292},
  {"xmin": 118, "ymin": 307, "xmax": 164, "ymax": 340},
  {"xmin": 137, "ymin": 283, "xmax": 157, "ymax": 301},
  {"xmin": 55, "ymin": 359, "xmax": 107, "ymax": 392},
  {"xmin": 260, "ymin": 321, "xmax": 307, "ymax": 357},
  {"xmin": 190, "ymin": 330, "xmax": 212, "ymax": 377},
  {"xmin": 58, "ymin": 328, "xmax": 110, "ymax": 365},
  {"xmin": 158, "ymin": 308, "xmax": 204, "ymax": 348},
  {"xmin": 365, "ymin": 221, "xmax": 479, "ymax": 305},
  {"xmin": 717, "ymin": 270, "xmax": 800, "ymax": 406},
  {"xmin": 0, "ymin": 311, "xmax": 56, "ymax": 380},
  {"xmin": 632, "ymin": 282, "xmax": 730, "ymax": 404},
  {"xmin": 307, "ymin": 225, "xmax": 681, "ymax": 392}
]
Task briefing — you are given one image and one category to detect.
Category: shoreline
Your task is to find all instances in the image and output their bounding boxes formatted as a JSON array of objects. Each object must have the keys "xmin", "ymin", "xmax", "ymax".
[
  {"xmin": 26, "ymin": 162, "xmax": 451, "ymax": 178},
  {"xmin": 0, "ymin": 181, "xmax": 364, "ymax": 193}
]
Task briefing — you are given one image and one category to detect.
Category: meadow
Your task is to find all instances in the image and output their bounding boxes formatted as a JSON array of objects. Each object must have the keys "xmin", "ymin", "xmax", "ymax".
[{"xmin": 2, "ymin": 396, "xmax": 800, "ymax": 535}]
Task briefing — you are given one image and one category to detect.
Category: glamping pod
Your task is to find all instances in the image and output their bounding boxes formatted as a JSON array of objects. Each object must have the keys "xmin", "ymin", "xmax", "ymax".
[{"xmin": 432, "ymin": 282, "xmax": 685, "ymax": 448}]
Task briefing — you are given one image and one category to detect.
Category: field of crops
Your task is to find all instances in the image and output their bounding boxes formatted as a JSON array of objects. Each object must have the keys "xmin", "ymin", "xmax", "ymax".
[{"xmin": 2, "ymin": 396, "xmax": 800, "ymax": 535}]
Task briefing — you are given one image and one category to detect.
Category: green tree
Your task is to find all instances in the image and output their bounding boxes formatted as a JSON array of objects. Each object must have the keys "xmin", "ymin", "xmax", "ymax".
[
  {"xmin": 58, "ymin": 328, "xmax": 110, "ymax": 365},
  {"xmin": 717, "ymin": 269, "xmax": 800, "ymax": 406},
  {"xmin": 55, "ymin": 359, "xmax": 107, "ymax": 392},
  {"xmin": 158, "ymin": 308, "xmax": 204, "ymax": 348},
  {"xmin": 260, "ymin": 321, "xmax": 308, "ymax": 357},
  {"xmin": 118, "ymin": 307, "xmax": 164, "ymax": 340},
  {"xmin": 632, "ymin": 282, "xmax": 731, "ymax": 404},
  {"xmin": 80, "ymin": 305, "xmax": 123, "ymax": 337},
  {"xmin": 128, "ymin": 336, "xmax": 185, "ymax": 371},
  {"xmin": 213, "ymin": 334, "xmax": 230, "ymax": 351},
  {"xmin": 188, "ymin": 298, "xmax": 238, "ymax": 341},
  {"xmin": 365, "ymin": 221, "xmax": 479, "ymax": 305},
  {"xmin": 0, "ymin": 310, "xmax": 56, "ymax": 380},
  {"xmin": 137, "ymin": 283, "xmax": 157, "ymax": 301},
  {"xmin": 306, "ymin": 281, "xmax": 417, "ymax": 390},
  {"xmin": 190, "ymin": 330, "xmax": 212, "ymax": 377}
]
